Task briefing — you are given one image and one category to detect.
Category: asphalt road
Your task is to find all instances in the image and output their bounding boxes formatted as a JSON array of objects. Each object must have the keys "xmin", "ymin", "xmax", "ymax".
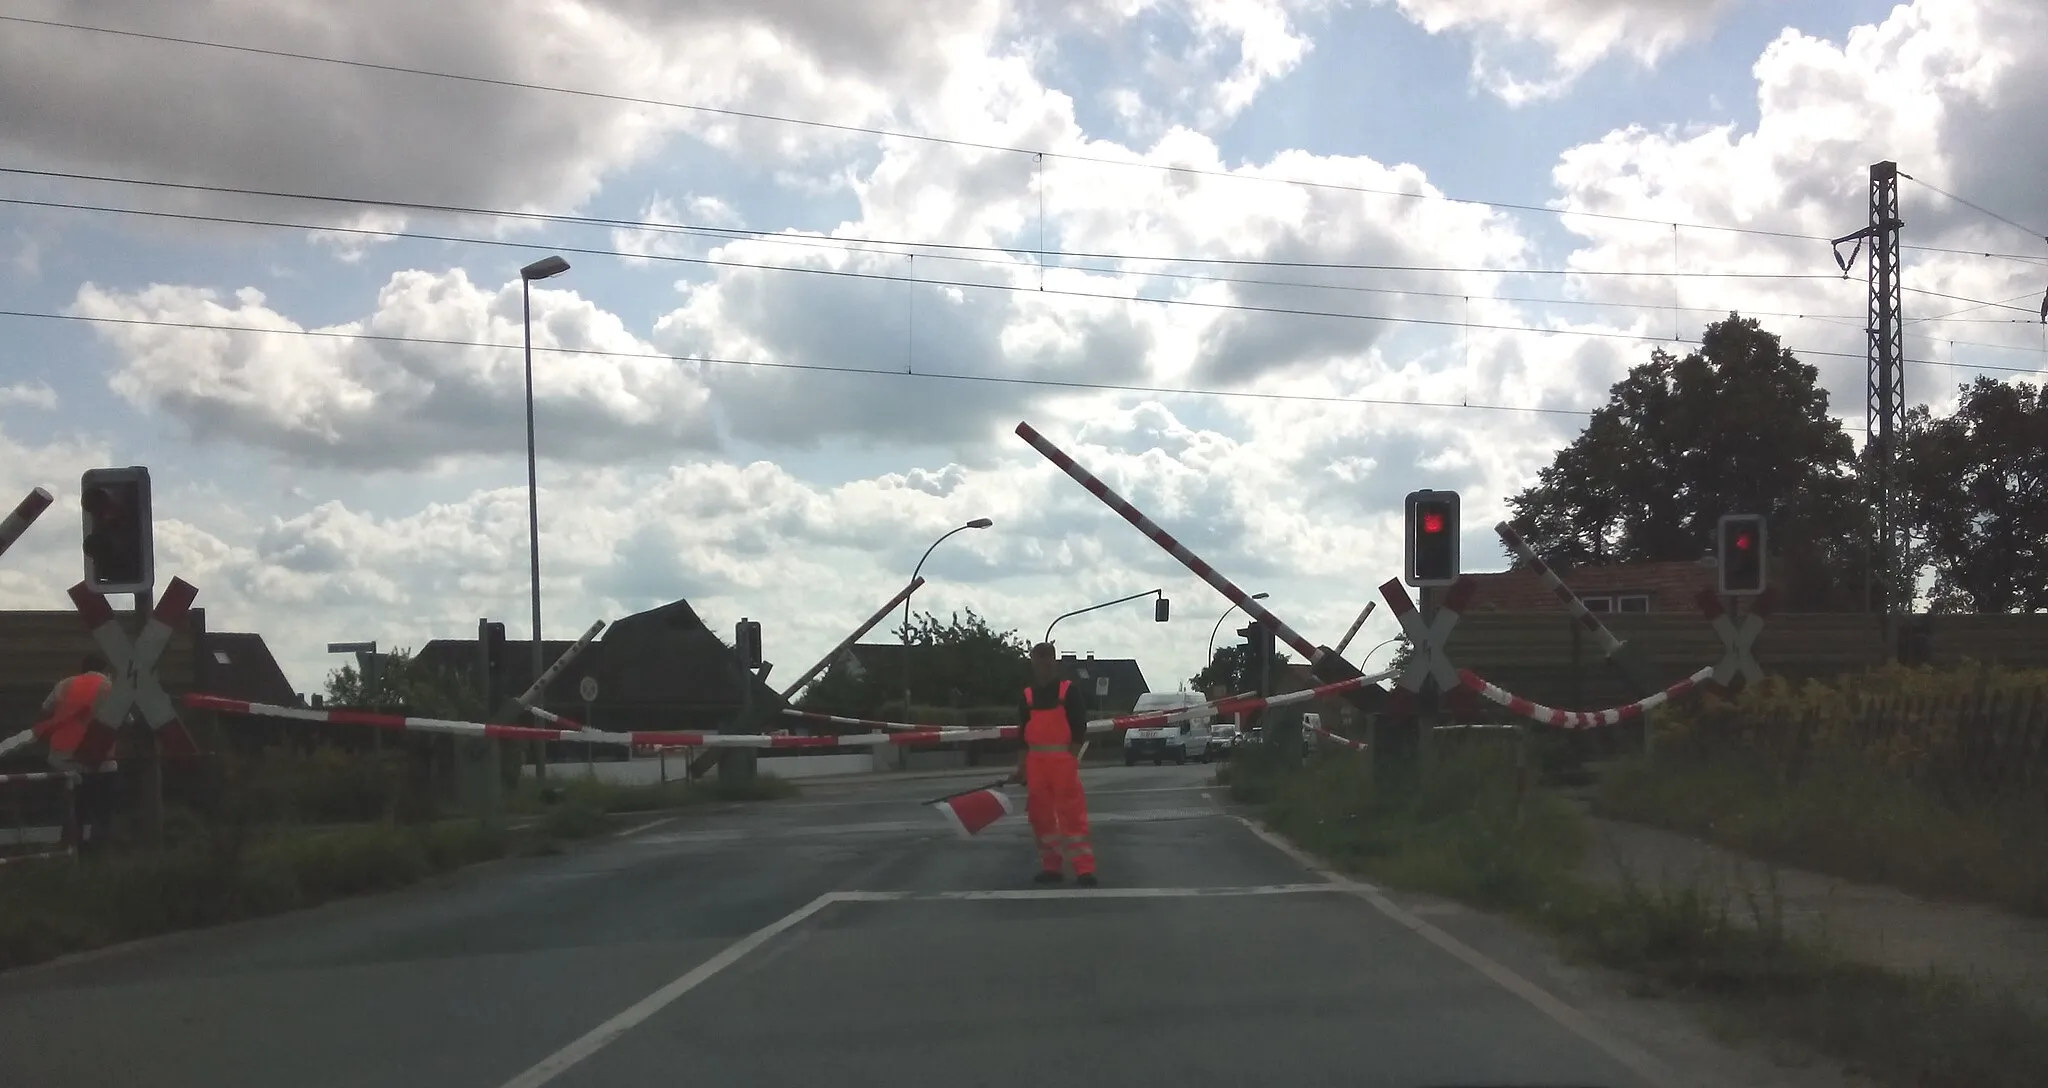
[{"xmin": 0, "ymin": 763, "xmax": 1672, "ymax": 1088}]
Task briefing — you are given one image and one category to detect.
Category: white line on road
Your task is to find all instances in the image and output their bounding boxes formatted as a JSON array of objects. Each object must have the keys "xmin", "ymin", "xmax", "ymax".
[
  {"xmin": 1233, "ymin": 816, "xmax": 1681, "ymax": 1088},
  {"xmin": 495, "ymin": 891, "xmax": 850, "ymax": 1088},
  {"xmin": 906, "ymin": 883, "xmax": 1339, "ymax": 901},
  {"xmin": 611, "ymin": 815, "xmax": 676, "ymax": 838}
]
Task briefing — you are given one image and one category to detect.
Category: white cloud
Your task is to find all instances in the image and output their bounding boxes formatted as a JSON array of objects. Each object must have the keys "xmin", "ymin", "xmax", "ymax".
[
  {"xmin": 0, "ymin": 382, "xmax": 58, "ymax": 411},
  {"xmin": 1376, "ymin": 0, "xmax": 1738, "ymax": 103},
  {"xmin": 1547, "ymin": 0, "xmax": 2048, "ymax": 417},
  {"xmin": 69, "ymin": 271, "xmax": 718, "ymax": 469}
]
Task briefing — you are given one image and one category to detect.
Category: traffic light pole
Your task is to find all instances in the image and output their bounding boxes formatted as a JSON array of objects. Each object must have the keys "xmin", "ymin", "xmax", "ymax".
[{"xmin": 130, "ymin": 586, "xmax": 164, "ymax": 847}]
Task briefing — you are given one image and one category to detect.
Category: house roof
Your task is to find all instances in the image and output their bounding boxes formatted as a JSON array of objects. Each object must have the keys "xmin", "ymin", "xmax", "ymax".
[
  {"xmin": 201, "ymin": 632, "xmax": 299, "ymax": 707},
  {"xmin": 416, "ymin": 599, "xmax": 783, "ymax": 713},
  {"xmin": 1055, "ymin": 655, "xmax": 1148, "ymax": 710},
  {"xmin": 1462, "ymin": 560, "xmax": 1724, "ymax": 611}
]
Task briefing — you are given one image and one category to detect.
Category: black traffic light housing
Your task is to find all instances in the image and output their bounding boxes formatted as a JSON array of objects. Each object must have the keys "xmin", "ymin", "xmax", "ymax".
[
  {"xmin": 735, "ymin": 618, "xmax": 764, "ymax": 670},
  {"xmin": 1154, "ymin": 596, "xmax": 1170, "ymax": 623},
  {"xmin": 80, "ymin": 466, "xmax": 154, "ymax": 595},
  {"xmin": 482, "ymin": 621, "xmax": 508, "ymax": 678},
  {"xmin": 1717, "ymin": 514, "xmax": 1767, "ymax": 595},
  {"xmin": 1237, "ymin": 622, "xmax": 1275, "ymax": 692},
  {"xmin": 1404, "ymin": 489, "xmax": 1460, "ymax": 588}
]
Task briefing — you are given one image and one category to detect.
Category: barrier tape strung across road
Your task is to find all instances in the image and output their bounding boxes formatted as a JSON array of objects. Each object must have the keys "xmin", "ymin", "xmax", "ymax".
[
  {"xmin": 1493, "ymin": 521, "xmax": 1628, "ymax": 658},
  {"xmin": 1457, "ymin": 665, "xmax": 1713, "ymax": 729}
]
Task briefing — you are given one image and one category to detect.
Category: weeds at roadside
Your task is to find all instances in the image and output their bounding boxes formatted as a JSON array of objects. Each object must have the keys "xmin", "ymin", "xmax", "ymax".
[{"xmin": 1230, "ymin": 743, "xmax": 2048, "ymax": 1088}]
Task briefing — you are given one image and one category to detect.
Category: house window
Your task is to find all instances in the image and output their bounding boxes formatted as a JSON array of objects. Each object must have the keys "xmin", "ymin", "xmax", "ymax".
[
  {"xmin": 1582, "ymin": 596, "xmax": 1612, "ymax": 613},
  {"xmin": 1616, "ymin": 594, "xmax": 1649, "ymax": 614}
]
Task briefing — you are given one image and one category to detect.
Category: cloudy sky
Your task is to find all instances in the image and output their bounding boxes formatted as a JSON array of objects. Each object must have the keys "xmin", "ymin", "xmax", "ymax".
[{"xmin": 1, "ymin": 0, "xmax": 2044, "ymax": 706}]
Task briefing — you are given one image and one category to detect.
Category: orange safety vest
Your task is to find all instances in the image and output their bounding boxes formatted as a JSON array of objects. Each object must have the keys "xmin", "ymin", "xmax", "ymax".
[
  {"xmin": 1023, "ymin": 680, "xmax": 1074, "ymax": 750},
  {"xmin": 33, "ymin": 673, "xmax": 113, "ymax": 763}
]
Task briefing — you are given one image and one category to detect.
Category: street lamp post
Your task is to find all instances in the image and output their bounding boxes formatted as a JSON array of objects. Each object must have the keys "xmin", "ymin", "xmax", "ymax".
[
  {"xmin": 1206, "ymin": 592, "xmax": 1270, "ymax": 672},
  {"xmin": 902, "ymin": 518, "xmax": 993, "ymax": 714},
  {"xmin": 519, "ymin": 255, "xmax": 571, "ymax": 691},
  {"xmin": 1041, "ymin": 588, "xmax": 1168, "ymax": 645}
]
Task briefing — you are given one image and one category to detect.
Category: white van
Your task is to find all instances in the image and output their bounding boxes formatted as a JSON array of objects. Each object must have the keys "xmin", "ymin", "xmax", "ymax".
[{"xmin": 1123, "ymin": 691, "xmax": 1214, "ymax": 765}]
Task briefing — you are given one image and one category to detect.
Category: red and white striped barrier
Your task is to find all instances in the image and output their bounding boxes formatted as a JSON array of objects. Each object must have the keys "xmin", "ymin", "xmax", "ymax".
[
  {"xmin": 184, "ymin": 693, "xmax": 605, "ymax": 744},
  {"xmin": 1333, "ymin": 601, "xmax": 1376, "ymax": 656},
  {"xmin": 781, "ymin": 667, "xmax": 1399, "ymax": 739},
  {"xmin": 1494, "ymin": 521, "xmax": 1627, "ymax": 658},
  {"xmin": 1311, "ymin": 724, "xmax": 1368, "ymax": 751},
  {"xmin": 0, "ymin": 486, "xmax": 53, "ymax": 560},
  {"xmin": 0, "ymin": 769, "xmax": 80, "ymax": 785},
  {"xmin": 1457, "ymin": 665, "xmax": 1714, "ymax": 729},
  {"xmin": 513, "ymin": 619, "xmax": 605, "ymax": 708},
  {"xmin": 1016, "ymin": 421, "xmax": 1328, "ymax": 666}
]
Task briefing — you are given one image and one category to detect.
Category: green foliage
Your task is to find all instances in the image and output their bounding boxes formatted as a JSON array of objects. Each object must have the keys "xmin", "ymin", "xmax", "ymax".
[
  {"xmin": 1899, "ymin": 376, "xmax": 2048, "ymax": 613},
  {"xmin": 1189, "ymin": 641, "xmax": 1292, "ymax": 695},
  {"xmin": 798, "ymin": 608, "xmax": 1029, "ymax": 717},
  {"xmin": 323, "ymin": 647, "xmax": 487, "ymax": 721},
  {"xmin": 1504, "ymin": 314, "xmax": 1874, "ymax": 610}
]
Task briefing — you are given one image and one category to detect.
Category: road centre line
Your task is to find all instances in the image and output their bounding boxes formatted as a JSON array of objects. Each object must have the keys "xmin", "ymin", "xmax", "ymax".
[{"xmin": 1231, "ymin": 816, "xmax": 1681, "ymax": 1088}]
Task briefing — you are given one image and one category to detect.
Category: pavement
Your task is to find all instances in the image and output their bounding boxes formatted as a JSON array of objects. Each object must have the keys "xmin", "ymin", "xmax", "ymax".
[{"xmin": 0, "ymin": 763, "xmax": 1854, "ymax": 1088}]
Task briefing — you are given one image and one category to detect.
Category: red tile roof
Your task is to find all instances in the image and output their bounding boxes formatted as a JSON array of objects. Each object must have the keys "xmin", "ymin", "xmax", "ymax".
[{"xmin": 1459, "ymin": 559, "xmax": 1748, "ymax": 613}]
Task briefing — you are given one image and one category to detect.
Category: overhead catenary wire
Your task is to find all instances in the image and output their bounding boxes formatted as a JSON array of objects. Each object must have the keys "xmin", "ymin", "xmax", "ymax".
[
  {"xmin": 16, "ymin": 193, "xmax": 2043, "ymax": 362},
  {"xmin": 7, "ymin": 305, "xmax": 2040, "ymax": 433},
  {"xmin": 0, "ymin": 194, "xmax": 1873, "ymax": 349},
  {"xmin": 4, "ymin": 12, "xmax": 2047, "ymax": 269}
]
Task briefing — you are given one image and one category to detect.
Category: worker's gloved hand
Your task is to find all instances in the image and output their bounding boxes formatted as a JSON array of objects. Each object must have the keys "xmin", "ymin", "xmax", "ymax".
[{"xmin": 1006, "ymin": 768, "xmax": 1026, "ymax": 786}]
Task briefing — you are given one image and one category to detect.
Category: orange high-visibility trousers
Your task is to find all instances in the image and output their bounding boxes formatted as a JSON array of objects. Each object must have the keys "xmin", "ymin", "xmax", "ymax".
[{"xmin": 1025, "ymin": 750, "xmax": 1095, "ymax": 876}]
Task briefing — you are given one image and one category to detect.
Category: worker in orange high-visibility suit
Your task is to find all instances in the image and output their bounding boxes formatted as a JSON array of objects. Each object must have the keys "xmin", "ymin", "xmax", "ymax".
[
  {"xmin": 1009, "ymin": 642, "xmax": 1097, "ymax": 886},
  {"xmin": 33, "ymin": 653, "xmax": 117, "ymax": 851}
]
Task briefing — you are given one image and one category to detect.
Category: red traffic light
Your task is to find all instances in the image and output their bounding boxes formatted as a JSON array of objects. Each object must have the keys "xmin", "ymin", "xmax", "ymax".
[
  {"xmin": 1734, "ymin": 532, "xmax": 1754, "ymax": 551},
  {"xmin": 1421, "ymin": 511, "xmax": 1446, "ymax": 534}
]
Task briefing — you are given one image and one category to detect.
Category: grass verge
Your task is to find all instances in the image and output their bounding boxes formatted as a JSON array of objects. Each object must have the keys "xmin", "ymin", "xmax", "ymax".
[
  {"xmin": 1595, "ymin": 751, "xmax": 2048, "ymax": 918},
  {"xmin": 0, "ymin": 771, "xmax": 799, "ymax": 973},
  {"xmin": 1223, "ymin": 743, "xmax": 2048, "ymax": 1088}
]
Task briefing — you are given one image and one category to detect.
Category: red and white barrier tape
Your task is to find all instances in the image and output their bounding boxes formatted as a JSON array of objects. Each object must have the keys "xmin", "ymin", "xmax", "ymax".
[
  {"xmin": 1494, "ymin": 521, "xmax": 1625, "ymax": 657},
  {"xmin": 0, "ymin": 486, "xmax": 53, "ymax": 560},
  {"xmin": 1457, "ymin": 665, "xmax": 1713, "ymax": 729}
]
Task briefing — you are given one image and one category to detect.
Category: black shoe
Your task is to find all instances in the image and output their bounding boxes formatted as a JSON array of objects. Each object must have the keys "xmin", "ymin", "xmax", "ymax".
[
  {"xmin": 1075, "ymin": 873, "xmax": 1099, "ymax": 888},
  {"xmin": 1033, "ymin": 869, "xmax": 1064, "ymax": 885}
]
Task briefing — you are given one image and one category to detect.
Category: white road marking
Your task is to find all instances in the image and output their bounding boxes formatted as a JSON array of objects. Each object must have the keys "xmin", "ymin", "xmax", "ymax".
[
  {"xmin": 612, "ymin": 816, "xmax": 676, "ymax": 838},
  {"xmin": 909, "ymin": 883, "xmax": 1338, "ymax": 901},
  {"xmin": 496, "ymin": 891, "xmax": 852, "ymax": 1088},
  {"xmin": 1233, "ymin": 816, "xmax": 1679, "ymax": 1088}
]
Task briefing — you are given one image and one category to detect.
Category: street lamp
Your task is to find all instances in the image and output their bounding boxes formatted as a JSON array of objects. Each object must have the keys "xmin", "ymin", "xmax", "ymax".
[
  {"xmin": 1207, "ymin": 592, "xmax": 1270, "ymax": 668},
  {"xmin": 1042, "ymin": 588, "xmax": 1168, "ymax": 645},
  {"xmin": 902, "ymin": 518, "xmax": 993, "ymax": 713},
  {"xmin": 520, "ymin": 255, "xmax": 571, "ymax": 690}
]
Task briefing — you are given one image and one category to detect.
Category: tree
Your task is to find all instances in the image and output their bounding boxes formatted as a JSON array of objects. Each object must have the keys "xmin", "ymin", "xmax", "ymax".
[
  {"xmin": 798, "ymin": 609, "xmax": 1030, "ymax": 716},
  {"xmin": 1505, "ymin": 314, "xmax": 1873, "ymax": 610},
  {"xmin": 1188, "ymin": 642, "xmax": 1291, "ymax": 695},
  {"xmin": 1899, "ymin": 377, "xmax": 2048, "ymax": 613},
  {"xmin": 324, "ymin": 648, "xmax": 487, "ymax": 722}
]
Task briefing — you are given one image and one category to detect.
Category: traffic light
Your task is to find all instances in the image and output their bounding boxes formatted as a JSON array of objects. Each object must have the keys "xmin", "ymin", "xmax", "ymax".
[
  {"xmin": 1154, "ymin": 596, "xmax": 1170, "ymax": 623},
  {"xmin": 1717, "ymin": 514, "xmax": 1767, "ymax": 595},
  {"xmin": 1238, "ymin": 622, "xmax": 1275, "ymax": 692},
  {"xmin": 481, "ymin": 621, "xmax": 507, "ymax": 679},
  {"xmin": 79, "ymin": 466, "xmax": 154, "ymax": 595},
  {"xmin": 735, "ymin": 618, "xmax": 764, "ymax": 670},
  {"xmin": 1404, "ymin": 489, "xmax": 1460, "ymax": 587}
]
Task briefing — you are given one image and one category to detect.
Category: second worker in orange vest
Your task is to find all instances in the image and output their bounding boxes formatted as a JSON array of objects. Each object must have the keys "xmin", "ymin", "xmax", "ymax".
[{"xmin": 1010, "ymin": 642, "xmax": 1098, "ymax": 886}]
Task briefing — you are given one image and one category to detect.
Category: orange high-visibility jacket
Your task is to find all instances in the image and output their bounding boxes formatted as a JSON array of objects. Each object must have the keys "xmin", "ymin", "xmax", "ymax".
[{"xmin": 33, "ymin": 672, "xmax": 112, "ymax": 762}]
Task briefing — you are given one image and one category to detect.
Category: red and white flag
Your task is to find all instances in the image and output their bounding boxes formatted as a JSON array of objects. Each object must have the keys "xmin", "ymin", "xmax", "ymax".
[{"xmin": 928, "ymin": 781, "xmax": 1015, "ymax": 837}]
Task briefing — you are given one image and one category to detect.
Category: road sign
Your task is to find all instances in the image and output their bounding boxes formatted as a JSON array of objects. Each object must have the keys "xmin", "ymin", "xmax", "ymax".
[
  {"xmin": 1698, "ymin": 586, "xmax": 1775, "ymax": 688},
  {"xmin": 1378, "ymin": 577, "xmax": 1473, "ymax": 694},
  {"xmin": 69, "ymin": 577, "xmax": 197, "ymax": 747},
  {"xmin": 579, "ymin": 676, "xmax": 600, "ymax": 703},
  {"xmin": 1095, "ymin": 675, "xmax": 1110, "ymax": 698}
]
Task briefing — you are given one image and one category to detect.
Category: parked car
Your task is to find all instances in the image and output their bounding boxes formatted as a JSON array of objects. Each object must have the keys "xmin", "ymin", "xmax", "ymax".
[{"xmin": 1204, "ymin": 722, "xmax": 1240, "ymax": 759}]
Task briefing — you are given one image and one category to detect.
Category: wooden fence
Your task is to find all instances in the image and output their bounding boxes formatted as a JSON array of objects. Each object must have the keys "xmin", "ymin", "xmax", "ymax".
[{"xmin": 1444, "ymin": 610, "xmax": 2048, "ymax": 712}]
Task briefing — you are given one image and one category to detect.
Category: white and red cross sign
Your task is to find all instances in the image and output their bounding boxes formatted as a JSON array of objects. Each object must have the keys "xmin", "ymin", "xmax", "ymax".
[{"xmin": 69, "ymin": 577, "xmax": 200, "ymax": 753}]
